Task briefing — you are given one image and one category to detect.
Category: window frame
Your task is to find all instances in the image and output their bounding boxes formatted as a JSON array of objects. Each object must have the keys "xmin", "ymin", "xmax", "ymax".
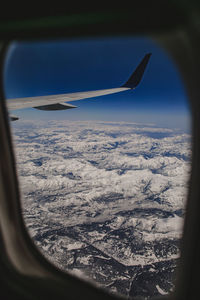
[{"xmin": 0, "ymin": 7, "xmax": 200, "ymax": 300}]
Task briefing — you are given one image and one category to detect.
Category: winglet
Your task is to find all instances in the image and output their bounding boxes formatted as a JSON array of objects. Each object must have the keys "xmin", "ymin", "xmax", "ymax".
[{"xmin": 122, "ymin": 53, "xmax": 151, "ymax": 89}]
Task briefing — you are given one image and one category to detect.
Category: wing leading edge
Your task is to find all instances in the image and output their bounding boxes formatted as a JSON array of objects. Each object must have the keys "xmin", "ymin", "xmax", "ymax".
[{"xmin": 7, "ymin": 53, "xmax": 151, "ymax": 118}]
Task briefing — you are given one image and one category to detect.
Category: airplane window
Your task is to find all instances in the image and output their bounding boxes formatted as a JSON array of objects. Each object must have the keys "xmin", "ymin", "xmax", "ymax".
[{"xmin": 4, "ymin": 37, "xmax": 191, "ymax": 299}]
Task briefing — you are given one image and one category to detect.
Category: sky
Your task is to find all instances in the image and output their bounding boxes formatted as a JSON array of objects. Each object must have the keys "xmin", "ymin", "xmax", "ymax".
[{"xmin": 4, "ymin": 36, "xmax": 191, "ymax": 131}]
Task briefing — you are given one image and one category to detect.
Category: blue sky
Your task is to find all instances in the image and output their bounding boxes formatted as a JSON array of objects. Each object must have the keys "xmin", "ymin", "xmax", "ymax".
[{"xmin": 4, "ymin": 36, "xmax": 191, "ymax": 131}]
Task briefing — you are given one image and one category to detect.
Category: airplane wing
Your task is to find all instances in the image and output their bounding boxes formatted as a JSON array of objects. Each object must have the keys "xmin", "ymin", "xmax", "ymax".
[{"xmin": 7, "ymin": 53, "xmax": 151, "ymax": 117}]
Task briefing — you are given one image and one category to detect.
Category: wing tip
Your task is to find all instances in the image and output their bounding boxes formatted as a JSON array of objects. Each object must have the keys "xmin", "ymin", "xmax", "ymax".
[{"xmin": 122, "ymin": 53, "xmax": 152, "ymax": 89}]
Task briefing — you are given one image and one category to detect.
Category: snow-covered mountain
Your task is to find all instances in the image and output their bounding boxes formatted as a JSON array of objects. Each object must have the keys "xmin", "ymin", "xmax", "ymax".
[{"xmin": 11, "ymin": 120, "xmax": 191, "ymax": 298}]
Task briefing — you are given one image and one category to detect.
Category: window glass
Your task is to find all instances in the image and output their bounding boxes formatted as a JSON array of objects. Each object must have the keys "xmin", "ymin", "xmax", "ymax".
[{"xmin": 4, "ymin": 37, "xmax": 191, "ymax": 299}]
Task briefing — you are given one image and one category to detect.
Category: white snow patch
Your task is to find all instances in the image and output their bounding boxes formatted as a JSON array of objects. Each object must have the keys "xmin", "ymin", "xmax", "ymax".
[{"xmin": 156, "ymin": 284, "xmax": 168, "ymax": 295}]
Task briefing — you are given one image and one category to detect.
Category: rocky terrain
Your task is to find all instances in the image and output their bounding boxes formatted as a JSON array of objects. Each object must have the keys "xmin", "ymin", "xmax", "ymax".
[{"xmin": 11, "ymin": 120, "xmax": 191, "ymax": 298}]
